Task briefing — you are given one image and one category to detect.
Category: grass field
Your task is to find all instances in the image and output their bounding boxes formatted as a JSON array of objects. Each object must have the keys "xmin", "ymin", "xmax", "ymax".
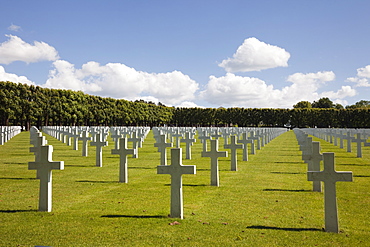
[{"xmin": 1, "ymin": 129, "xmax": 369, "ymax": 246}]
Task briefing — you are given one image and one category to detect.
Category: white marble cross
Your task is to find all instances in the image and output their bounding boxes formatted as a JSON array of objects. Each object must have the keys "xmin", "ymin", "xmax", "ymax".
[
  {"xmin": 157, "ymin": 148, "xmax": 196, "ymax": 219},
  {"xmin": 30, "ymin": 134, "xmax": 48, "ymax": 179},
  {"xmin": 110, "ymin": 128, "xmax": 122, "ymax": 150},
  {"xmin": 28, "ymin": 145, "xmax": 64, "ymax": 212},
  {"xmin": 198, "ymin": 131, "xmax": 210, "ymax": 153},
  {"xmin": 180, "ymin": 132, "xmax": 196, "ymax": 159},
  {"xmin": 111, "ymin": 138, "xmax": 135, "ymax": 183},
  {"xmin": 154, "ymin": 134, "xmax": 173, "ymax": 166},
  {"xmin": 202, "ymin": 139, "xmax": 227, "ymax": 186},
  {"xmin": 342, "ymin": 131, "xmax": 354, "ymax": 153},
  {"xmin": 172, "ymin": 130, "xmax": 183, "ymax": 148},
  {"xmin": 128, "ymin": 131, "xmax": 141, "ymax": 158},
  {"xmin": 307, "ymin": 152, "xmax": 353, "ymax": 233},
  {"xmin": 352, "ymin": 133, "xmax": 366, "ymax": 158},
  {"xmin": 80, "ymin": 130, "xmax": 91, "ymax": 157},
  {"xmin": 302, "ymin": 141, "xmax": 323, "ymax": 192},
  {"xmin": 237, "ymin": 132, "xmax": 252, "ymax": 161},
  {"xmin": 90, "ymin": 133, "xmax": 108, "ymax": 167},
  {"xmin": 69, "ymin": 129, "xmax": 81, "ymax": 151},
  {"xmin": 224, "ymin": 135, "xmax": 243, "ymax": 171}
]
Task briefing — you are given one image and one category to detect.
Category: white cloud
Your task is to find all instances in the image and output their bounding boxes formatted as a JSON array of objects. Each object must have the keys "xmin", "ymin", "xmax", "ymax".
[
  {"xmin": 43, "ymin": 60, "xmax": 199, "ymax": 106},
  {"xmin": 0, "ymin": 35, "xmax": 59, "ymax": 64},
  {"xmin": 0, "ymin": 65, "xmax": 35, "ymax": 85},
  {"xmin": 320, "ymin": 86, "xmax": 357, "ymax": 99},
  {"xmin": 346, "ymin": 65, "xmax": 370, "ymax": 87},
  {"xmin": 218, "ymin": 37, "xmax": 290, "ymax": 72},
  {"xmin": 8, "ymin": 24, "xmax": 22, "ymax": 32},
  {"xmin": 201, "ymin": 71, "xmax": 354, "ymax": 108},
  {"xmin": 357, "ymin": 65, "xmax": 370, "ymax": 78}
]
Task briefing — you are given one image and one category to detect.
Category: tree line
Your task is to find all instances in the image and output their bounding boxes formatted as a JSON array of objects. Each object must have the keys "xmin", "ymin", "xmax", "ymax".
[{"xmin": 1, "ymin": 81, "xmax": 369, "ymax": 130}]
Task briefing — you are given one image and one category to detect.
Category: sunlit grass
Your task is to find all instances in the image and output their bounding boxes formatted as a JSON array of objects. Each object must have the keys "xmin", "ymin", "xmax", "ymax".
[{"xmin": 0, "ymin": 129, "xmax": 369, "ymax": 246}]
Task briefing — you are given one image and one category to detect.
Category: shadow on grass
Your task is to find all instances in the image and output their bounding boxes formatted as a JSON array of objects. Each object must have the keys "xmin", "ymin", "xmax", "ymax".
[
  {"xmin": 129, "ymin": 167, "xmax": 155, "ymax": 169},
  {"xmin": 338, "ymin": 163, "xmax": 370, "ymax": 167},
  {"xmin": 0, "ymin": 209, "xmax": 38, "ymax": 213},
  {"xmin": 246, "ymin": 225, "xmax": 323, "ymax": 232},
  {"xmin": 263, "ymin": 189, "xmax": 311, "ymax": 192},
  {"xmin": 76, "ymin": 180, "xmax": 119, "ymax": 183},
  {"xmin": 64, "ymin": 165, "xmax": 93, "ymax": 168},
  {"xmin": 197, "ymin": 168, "xmax": 230, "ymax": 172},
  {"xmin": 3, "ymin": 162, "xmax": 27, "ymax": 165},
  {"xmin": 273, "ymin": 161, "xmax": 302, "ymax": 164},
  {"xmin": 164, "ymin": 184, "xmax": 208, "ymax": 187},
  {"xmin": 101, "ymin": 214, "xmax": 167, "ymax": 219},
  {"xmin": 354, "ymin": 175, "xmax": 370, "ymax": 177},
  {"xmin": 0, "ymin": 177, "xmax": 37, "ymax": 180},
  {"xmin": 271, "ymin": 172, "xmax": 304, "ymax": 175}
]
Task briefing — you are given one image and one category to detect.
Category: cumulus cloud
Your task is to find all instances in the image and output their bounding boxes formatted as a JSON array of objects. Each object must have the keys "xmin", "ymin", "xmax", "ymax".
[
  {"xmin": 201, "ymin": 71, "xmax": 355, "ymax": 108},
  {"xmin": 0, "ymin": 35, "xmax": 59, "ymax": 64},
  {"xmin": 8, "ymin": 24, "xmax": 22, "ymax": 32},
  {"xmin": 0, "ymin": 65, "xmax": 35, "ymax": 85},
  {"xmin": 218, "ymin": 37, "xmax": 290, "ymax": 72},
  {"xmin": 43, "ymin": 60, "xmax": 199, "ymax": 106},
  {"xmin": 346, "ymin": 65, "xmax": 370, "ymax": 87}
]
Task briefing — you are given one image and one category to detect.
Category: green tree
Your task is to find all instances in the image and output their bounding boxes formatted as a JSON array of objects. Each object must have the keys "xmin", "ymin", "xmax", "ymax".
[
  {"xmin": 312, "ymin": 97, "xmax": 334, "ymax": 108},
  {"xmin": 293, "ymin": 101, "xmax": 312, "ymax": 108},
  {"xmin": 346, "ymin": 100, "xmax": 370, "ymax": 109}
]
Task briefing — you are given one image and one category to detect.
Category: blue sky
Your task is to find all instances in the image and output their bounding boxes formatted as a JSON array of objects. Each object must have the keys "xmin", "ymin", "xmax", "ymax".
[{"xmin": 1, "ymin": 0, "xmax": 370, "ymax": 108}]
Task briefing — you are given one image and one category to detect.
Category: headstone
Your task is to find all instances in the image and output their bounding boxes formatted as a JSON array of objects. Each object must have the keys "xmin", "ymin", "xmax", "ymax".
[
  {"xmin": 80, "ymin": 130, "xmax": 91, "ymax": 157},
  {"xmin": 351, "ymin": 133, "xmax": 366, "ymax": 158},
  {"xmin": 224, "ymin": 135, "xmax": 243, "ymax": 171},
  {"xmin": 202, "ymin": 139, "xmax": 227, "ymax": 186},
  {"xmin": 307, "ymin": 152, "xmax": 353, "ymax": 233},
  {"xmin": 28, "ymin": 145, "xmax": 64, "ymax": 212},
  {"xmin": 154, "ymin": 134, "xmax": 173, "ymax": 166},
  {"xmin": 180, "ymin": 132, "xmax": 196, "ymax": 159},
  {"xmin": 111, "ymin": 138, "xmax": 135, "ymax": 183},
  {"xmin": 128, "ymin": 131, "xmax": 141, "ymax": 158},
  {"xmin": 69, "ymin": 129, "xmax": 81, "ymax": 151},
  {"xmin": 90, "ymin": 133, "xmax": 108, "ymax": 167},
  {"xmin": 302, "ymin": 141, "xmax": 323, "ymax": 192},
  {"xmin": 157, "ymin": 148, "xmax": 196, "ymax": 219},
  {"xmin": 237, "ymin": 132, "xmax": 252, "ymax": 161}
]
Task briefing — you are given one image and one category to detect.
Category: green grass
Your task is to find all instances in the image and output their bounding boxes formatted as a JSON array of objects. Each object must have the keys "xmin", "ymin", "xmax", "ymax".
[{"xmin": 0, "ymin": 130, "xmax": 369, "ymax": 246}]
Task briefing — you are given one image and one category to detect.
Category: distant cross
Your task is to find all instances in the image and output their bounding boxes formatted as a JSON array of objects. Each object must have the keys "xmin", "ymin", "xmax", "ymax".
[
  {"xmin": 80, "ymin": 130, "xmax": 92, "ymax": 157},
  {"xmin": 237, "ymin": 132, "xmax": 252, "ymax": 161},
  {"xmin": 224, "ymin": 135, "xmax": 243, "ymax": 171},
  {"xmin": 154, "ymin": 134, "xmax": 173, "ymax": 166},
  {"xmin": 351, "ymin": 133, "xmax": 367, "ymax": 158},
  {"xmin": 128, "ymin": 131, "xmax": 141, "ymax": 158},
  {"xmin": 28, "ymin": 145, "xmax": 64, "ymax": 212},
  {"xmin": 172, "ymin": 130, "xmax": 183, "ymax": 148},
  {"xmin": 29, "ymin": 134, "xmax": 48, "ymax": 179},
  {"xmin": 180, "ymin": 132, "xmax": 196, "ymax": 159},
  {"xmin": 110, "ymin": 128, "xmax": 122, "ymax": 150},
  {"xmin": 210, "ymin": 129, "xmax": 222, "ymax": 140},
  {"xmin": 342, "ymin": 131, "xmax": 354, "ymax": 153},
  {"xmin": 111, "ymin": 138, "xmax": 135, "ymax": 183},
  {"xmin": 69, "ymin": 129, "xmax": 81, "ymax": 151},
  {"xmin": 302, "ymin": 141, "xmax": 323, "ymax": 192},
  {"xmin": 307, "ymin": 152, "xmax": 353, "ymax": 233},
  {"xmin": 90, "ymin": 133, "xmax": 108, "ymax": 167},
  {"xmin": 198, "ymin": 131, "xmax": 210, "ymax": 153},
  {"xmin": 338, "ymin": 130, "xmax": 345, "ymax": 149},
  {"xmin": 65, "ymin": 127, "xmax": 72, "ymax": 146},
  {"xmin": 157, "ymin": 148, "xmax": 196, "ymax": 219},
  {"xmin": 248, "ymin": 131, "xmax": 258, "ymax": 154},
  {"xmin": 202, "ymin": 139, "xmax": 227, "ymax": 186}
]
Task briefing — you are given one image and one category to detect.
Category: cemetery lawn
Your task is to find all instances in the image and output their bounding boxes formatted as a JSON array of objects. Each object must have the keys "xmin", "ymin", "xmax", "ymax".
[{"xmin": 1, "ymin": 130, "xmax": 370, "ymax": 247}]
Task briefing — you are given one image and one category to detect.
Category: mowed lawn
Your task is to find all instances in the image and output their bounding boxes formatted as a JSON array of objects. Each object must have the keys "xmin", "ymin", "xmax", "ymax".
[{"xmin": 0, "ymin": 129, "xmax": 369, "ymax": 246}]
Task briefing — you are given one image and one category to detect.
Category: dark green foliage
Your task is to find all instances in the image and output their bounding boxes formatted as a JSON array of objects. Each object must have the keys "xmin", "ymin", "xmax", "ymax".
[{"xmin": 1, "ymin": 81, "xmax": 369, "ymax": 128}]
